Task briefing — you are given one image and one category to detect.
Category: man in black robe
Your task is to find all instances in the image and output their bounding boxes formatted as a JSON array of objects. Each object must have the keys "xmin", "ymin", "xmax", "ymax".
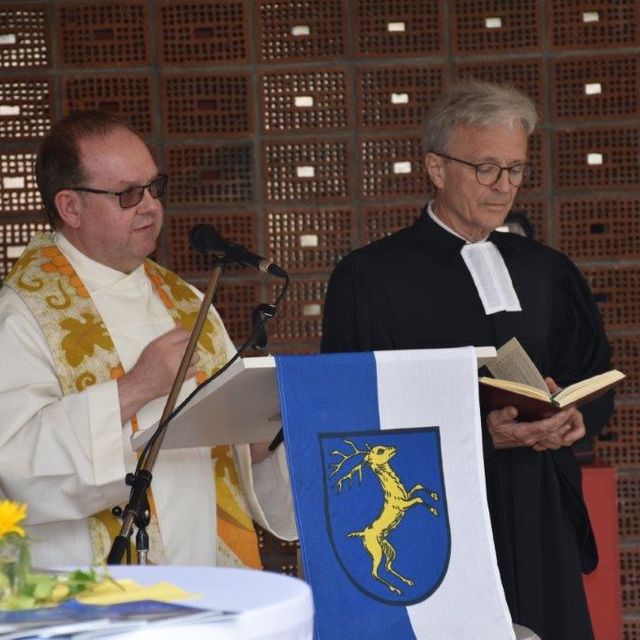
[{"xmin": 322, "ymin": 81, "xmax": 612, "ymax": 640}]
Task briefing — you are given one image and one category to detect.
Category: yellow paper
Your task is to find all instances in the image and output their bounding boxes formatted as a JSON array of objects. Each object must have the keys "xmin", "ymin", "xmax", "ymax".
[{"xmin": 77, "ymin": 579, "xmax": 198, "ymax": 605}]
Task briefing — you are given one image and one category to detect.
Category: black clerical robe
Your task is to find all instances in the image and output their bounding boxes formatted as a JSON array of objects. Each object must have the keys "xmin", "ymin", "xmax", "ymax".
[{"xmin": 322, "ymin": 208, "xmax": 613, "ymax": 640}]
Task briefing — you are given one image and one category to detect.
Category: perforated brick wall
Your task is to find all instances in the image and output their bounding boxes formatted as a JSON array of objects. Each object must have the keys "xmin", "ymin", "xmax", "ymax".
[{"xmin": 1, "ymin": 0, "xmax": 638, "ymax": 606}]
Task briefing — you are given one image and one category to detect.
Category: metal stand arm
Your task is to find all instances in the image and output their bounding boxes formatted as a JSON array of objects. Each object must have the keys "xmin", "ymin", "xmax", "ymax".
[{"xmin": 107, "ymin": 260, "xmax": 224, "ymax": 565}]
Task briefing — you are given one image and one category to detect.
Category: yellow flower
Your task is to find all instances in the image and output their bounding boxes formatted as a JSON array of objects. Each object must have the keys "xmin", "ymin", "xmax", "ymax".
[{"xmin": 0, "ymin": 501, "xmax": 27, "ymax": 538}]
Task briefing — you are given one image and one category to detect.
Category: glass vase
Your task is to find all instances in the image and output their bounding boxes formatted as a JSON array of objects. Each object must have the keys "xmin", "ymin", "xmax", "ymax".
[
  {"xmin": 0, "ymin": 538, "xmax": 20, "ymax": 599},
  {"xmin": 0, "ymin": 536, "xmax": 28, "ymax": 601}
]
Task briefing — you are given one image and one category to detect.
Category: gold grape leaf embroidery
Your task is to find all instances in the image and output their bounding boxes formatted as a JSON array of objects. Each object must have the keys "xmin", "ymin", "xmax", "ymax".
[
  {"xmin": 60, "ymin": 313, "xmax": 114, "ymax": 367},
  {"xmin": 212, "ymin": 445, "xmax": 240, "ymax": 485},
  {"xmin": 144, "ymin": 263, "xmax": 194, "ymax": 308},
  {"xmin": 162, "ymin": 270, "xmax": 194, "ymax": 303},
  {"xmin": 176, "ymin": 309, "xmax": 217, "ymax": 354},
  {"xmin": 14, "ymin": 248, "xmax": 39, "ymax": 276},
  {"xmin": 15, "ymin": 248, "xmax": 44, "ymax": 291}
]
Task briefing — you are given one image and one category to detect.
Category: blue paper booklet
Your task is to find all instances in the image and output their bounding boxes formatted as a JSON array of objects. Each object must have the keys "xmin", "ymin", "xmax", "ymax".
[{"xmin": 0, "ymin": 599, "xmax": 227, "ymax": 639}]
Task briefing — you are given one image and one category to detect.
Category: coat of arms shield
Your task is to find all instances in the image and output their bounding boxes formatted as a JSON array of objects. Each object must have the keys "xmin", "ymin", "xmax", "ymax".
[{"xmin": 320, "ymin": 427, "xmax": 451, "ymax": 606}]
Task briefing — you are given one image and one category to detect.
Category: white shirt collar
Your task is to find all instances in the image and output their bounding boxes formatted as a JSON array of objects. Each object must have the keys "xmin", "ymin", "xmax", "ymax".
[
  {"xmin": 55, "ymin": 231, "xmax": 147, "ymax": 293},
  {"xmin": 425, "ymin": 202, "xmax": 521, "ymax": 315},
  {"xmin": 427, "ymin": 201, "xmax": 490, "ymax": 244}
]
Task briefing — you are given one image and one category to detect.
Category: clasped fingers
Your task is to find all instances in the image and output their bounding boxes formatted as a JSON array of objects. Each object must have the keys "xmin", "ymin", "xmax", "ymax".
[{"xmin": 487, "ymin": 405, "xmax": 585, "ymax": 451}]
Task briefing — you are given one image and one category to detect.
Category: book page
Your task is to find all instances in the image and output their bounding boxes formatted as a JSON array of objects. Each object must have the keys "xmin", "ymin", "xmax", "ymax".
[
  {"xmin": 555, "ymin": 369, "xmax": 625, "ymax": 405},
  {"xmin": 485, "ymin": 337, "xmax": 548, "ymax": 392},
  {"xmin": 479, "ymin": 376, "xmax": 551, "ymax": 401}
]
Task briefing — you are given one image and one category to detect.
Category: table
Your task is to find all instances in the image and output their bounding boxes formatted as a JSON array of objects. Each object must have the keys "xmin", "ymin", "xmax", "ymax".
[{"xmin": 106, "ymin": 565, "xmax": 313, "ymax": 640}]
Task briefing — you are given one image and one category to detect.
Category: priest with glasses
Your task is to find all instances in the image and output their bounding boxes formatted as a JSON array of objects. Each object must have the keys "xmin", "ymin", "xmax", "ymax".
[{"xmin": 0, "ymin": 110, "xmax": 295, "ymax": 569}]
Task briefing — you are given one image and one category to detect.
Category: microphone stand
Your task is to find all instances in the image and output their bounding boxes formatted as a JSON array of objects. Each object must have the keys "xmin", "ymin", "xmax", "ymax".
[
  {"xmin": 107, "ymin": 257, "xmax": 225, "ymax": 565},
  {"xmin": 250, "ymin": 303, "xmax": 276, "ymax": 350}
]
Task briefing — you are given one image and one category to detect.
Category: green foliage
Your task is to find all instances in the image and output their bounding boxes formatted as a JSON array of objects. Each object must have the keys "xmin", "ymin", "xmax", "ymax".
[{"xmin": 0, "ymin": 565, "xmax": 115, "ymax": 611}]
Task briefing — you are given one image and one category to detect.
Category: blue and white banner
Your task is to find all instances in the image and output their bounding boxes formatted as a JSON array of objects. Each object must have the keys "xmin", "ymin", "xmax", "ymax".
[{"xmin": 276, "ymin": 348, "xmax": 514, "ymax": 640}]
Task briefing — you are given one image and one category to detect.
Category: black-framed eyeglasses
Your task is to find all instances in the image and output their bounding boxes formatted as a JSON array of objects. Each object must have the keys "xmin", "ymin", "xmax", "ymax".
[
  {"xmin": 69, "ymin": 174, "xmax": 168, "ymax": 209},
  {"xmin": 434, "ymin": 153, "xmax": 530, "ymax": 187}
]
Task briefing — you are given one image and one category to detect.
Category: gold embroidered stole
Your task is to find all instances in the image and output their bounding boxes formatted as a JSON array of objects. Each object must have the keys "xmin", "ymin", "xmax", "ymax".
[{"xmin": 4, "ymin": 233, "xmax": 261, "ymax": 568}]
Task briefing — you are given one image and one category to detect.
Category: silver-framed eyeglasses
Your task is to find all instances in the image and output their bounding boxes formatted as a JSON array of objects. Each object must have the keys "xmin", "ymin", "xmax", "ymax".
[
  {"xmin": 69, "ymin": 174, "xmax": 168, "ymax": 208},
  {"xmin": 434, "ymin": 153, "xmax": 530, "ymax": 187}
]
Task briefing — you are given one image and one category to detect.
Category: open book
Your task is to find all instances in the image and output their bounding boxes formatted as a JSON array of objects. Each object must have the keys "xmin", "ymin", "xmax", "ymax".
[{"xmin": 479, "ymin": 338, "xmax": 624, "ymax": 420}]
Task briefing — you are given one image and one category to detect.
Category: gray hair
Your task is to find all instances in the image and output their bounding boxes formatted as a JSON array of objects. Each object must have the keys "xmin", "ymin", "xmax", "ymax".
[{"xmin": 423, "ymin": 80, "xmax": 538, "ymax": 154}]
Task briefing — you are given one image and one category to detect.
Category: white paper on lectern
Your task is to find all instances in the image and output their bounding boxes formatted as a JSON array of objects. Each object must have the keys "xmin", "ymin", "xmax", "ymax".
[
  {"xmin": 131, "ymin": 356, "xmax": 280, "ymax": 450},
  {"xmin": 131, "ymin": 347, "xmax": 496, "ymax": 451}
]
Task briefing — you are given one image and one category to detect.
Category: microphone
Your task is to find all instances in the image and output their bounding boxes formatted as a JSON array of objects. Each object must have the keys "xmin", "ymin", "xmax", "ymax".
[{"xmin": 189, "ymin": 224, "xmax": 287, "ymax": 278}]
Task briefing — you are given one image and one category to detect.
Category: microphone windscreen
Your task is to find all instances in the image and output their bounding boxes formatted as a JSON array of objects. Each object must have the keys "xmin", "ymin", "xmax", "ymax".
[{"xmin": 189, "ymin": 224, "xmax": 228, "ymax": 253}]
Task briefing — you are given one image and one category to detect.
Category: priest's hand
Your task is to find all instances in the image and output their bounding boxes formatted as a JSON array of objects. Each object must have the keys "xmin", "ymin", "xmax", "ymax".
[
  {"xmin": 486, "ymin": 404, "xmax": 584, "ymax": 451},
  {"xmin": 250, "ymin": 442, "xmax": 272, "ymax": 463},
  {"xmin": 117, "ymin": 325, "xmax": 200, "ymax": 425}
]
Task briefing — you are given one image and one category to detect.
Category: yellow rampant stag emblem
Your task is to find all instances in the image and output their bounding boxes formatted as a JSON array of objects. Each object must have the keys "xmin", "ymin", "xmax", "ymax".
[{"xmin": 330, "ymin": 439, "xmax": 440, "ymax": 595}]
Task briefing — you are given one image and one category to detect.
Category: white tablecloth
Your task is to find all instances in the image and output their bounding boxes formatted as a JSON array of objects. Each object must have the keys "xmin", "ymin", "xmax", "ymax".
[{"xmin": 106, "ymin": 565, "xmax": 313, "ymax": 640}]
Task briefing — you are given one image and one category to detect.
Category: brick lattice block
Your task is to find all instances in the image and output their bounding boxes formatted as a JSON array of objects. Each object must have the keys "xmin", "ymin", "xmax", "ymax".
[
  {"xmin": 57, "ymin": 2, "xmax": 149, "ymax": 67},
  {"xmin": 358, "ymin": 65, "xmax": 445, "ymax": 130},
  {"xmin": 0, "ymin": 78, "xmax": 52, "ymax": 140},
  {"xmin": 261, "ymin": 67, "xmax": 350, "ymax": 132},
  {"xmin": 453, "ymin": 58, "xmax": 545, "ymax": 122},
  {"xmin": 511, "ymin": 198, "xmax": 548, "ymax": 245},
  {"xmin": 210, "ymin": 279, "xmax": 261, "ymax": 345},
  {"xmin": 552, "ymin": 55, "xmax": 639, "ymax": 122},
  {"xmin": 522, "ymin": 131, "xmax": 546, "ymax": 194},
  {"xmin": 0, "ymin": 150, "xmax": 41, "ymax": 214},
  {"xmin": 620, "ymin": 547, "xmax": 640, "ymax": 612},
  {"xmin": 549, "ymin": 0, "xmax": 638, "ymax": 50},
  {"xmin": 509, "ymin": 197, "xmax": 549, "ymax": 244},
  {"xmin": 557, "ymin": 197, "xmax": 640, "ymax": 261},
  {"xmin": 617, "ymin": 473, "xmax": 640, "ymax": 538},
  {"xmin": 257, "ymin": 0, "xmax": 346, "ymax": 62},
  {"xmin": 0, "ymin": 219, "xmax": 51, "ymax": 280},
  {"xmin": 0, "ymin": 5, "xmax": 50, "ymax": 68},
  {"xmin": 354, "ymin": 0, "xmax": 443, "ymax": 57},
  {"xmin": 162, "ymin": 74, "xmax": 252, "ymax": 138},
  {"xmin": 63, "ymin": 75, "xmax": 153, "ymax": 135},
  {"xmin": 611, "ymin": 335, "xmax": 640, "ymax": 398},
  {"xmin": 266, "ymin": 207, "xmax": 355, "ymax": 273},
  {"xmin": 165, "ymin": 143, "xmax": 253, "ymax": 206},
  {"xmin": 270, "ymin": 278, "xmax": 327, "ymax": 343},
  {"xmin": 263, "ymin": 139, "xmax": 351, "ymax": 202},
  {"xmin": 362, "ymin": 204, "xmax": 423, "ymax": 245},
  {"xmin": 165, "ymin": 211, "xmax": 257, "ymax": 278},
  {"xmin": 606, "ymin": 405, "xmax": 640, "ymax": 442},
  {"xmin": 595, "ymin": 441, "xmax": 640, "ymax": 470},
  {"xmin": 582, "ymin": 266, "xmax": 640, "ymax": 329},
  {"xmin": 624, "ymin": 618, "xmax": 640, "ymax": 640},
  {"xmin": 159, "ymin": 0, "xmax": 248, "ymax": 65},
  {"xmin": 451, "ymin": 1, "xmax": 542, "ymax": 54},
  {"xmin": 361, "ymin": 136, "xmax": 428, "ymax": 199},
  {"xmin": 553, "ymin": 127, "xmax": 640, "ymax": 191}
]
